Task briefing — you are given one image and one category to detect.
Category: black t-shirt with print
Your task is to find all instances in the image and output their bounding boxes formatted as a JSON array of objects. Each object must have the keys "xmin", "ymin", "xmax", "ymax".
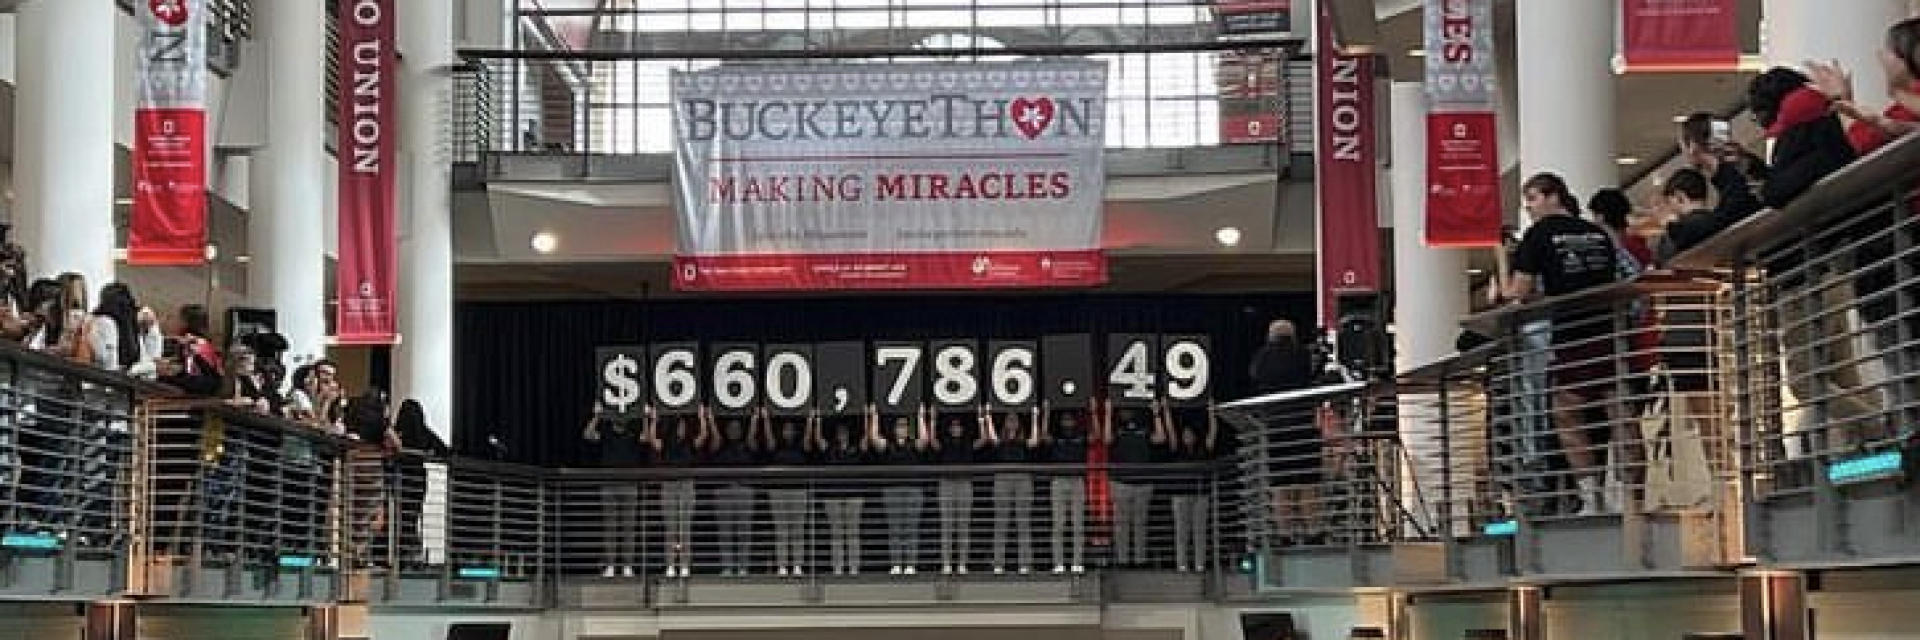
[
  {"xmin": 1513, "ymin": 214, "xmax": 1621, "ymax": 340},
  {"xmin": 1513, "ymin": 214, "xmax": 1619, "ymax": 298}
]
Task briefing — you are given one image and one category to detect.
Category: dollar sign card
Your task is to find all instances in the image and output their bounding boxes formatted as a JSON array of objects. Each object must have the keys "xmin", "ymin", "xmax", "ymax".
[{"xmin": 596, "ymin": 346, "xmax": 648, "ymax": 421}]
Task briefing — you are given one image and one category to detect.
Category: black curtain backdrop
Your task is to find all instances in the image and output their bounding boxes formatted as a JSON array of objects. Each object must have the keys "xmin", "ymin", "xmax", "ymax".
[{"xmin": 455, "ymin": 292, "xmax": 1312, "ymax": 465}]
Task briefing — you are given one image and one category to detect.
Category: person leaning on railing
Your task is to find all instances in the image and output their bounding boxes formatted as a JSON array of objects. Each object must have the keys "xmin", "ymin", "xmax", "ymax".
[
  {"xmin": 1502, "ymin": 173, "xmax": 1629, "ymax": 516},
  {"xmin": 1814, "ymin": 17, "xmax": 1920, "ymax": 158}
]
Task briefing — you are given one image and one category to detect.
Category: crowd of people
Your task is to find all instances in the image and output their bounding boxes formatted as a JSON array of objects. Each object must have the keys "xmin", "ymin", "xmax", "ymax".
[
  {"xmin": 1489, "ymin": 16, "xmax": 1920, "ymax": 516},
  {"xmin": 579, "ymin": 396, "xmax": 1221, "ymax": 579}
]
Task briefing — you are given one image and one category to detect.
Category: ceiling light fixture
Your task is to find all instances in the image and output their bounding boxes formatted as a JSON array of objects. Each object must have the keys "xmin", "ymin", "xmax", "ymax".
[
  {"xmin": 1214, "ymin": 226, "xmax": 1243, "ymax": 248},
  {"xmin": 1615, "ymin": 156, "xmax": 1641, "ymax": 166},
  {"xmin": 531, "ymin": 231, "xmax": 559, "ymax": 254}
]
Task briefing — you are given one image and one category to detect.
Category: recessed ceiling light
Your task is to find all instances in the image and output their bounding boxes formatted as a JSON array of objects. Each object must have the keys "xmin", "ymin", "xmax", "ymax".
[
  {"xmin": 1615, "ymin": 156, "xmax": 1641, "ymax": 166},
  {"xmin": 531, "ymin": 231, "xmax": 559, "ymax": 254},
  {"xmin": 1407, "ymin": 49, "xmax": 1427, "ymax": 58},
  {"xmin": 1214, "ymin": 226, "xmax": 1243, "ymax": 247}
]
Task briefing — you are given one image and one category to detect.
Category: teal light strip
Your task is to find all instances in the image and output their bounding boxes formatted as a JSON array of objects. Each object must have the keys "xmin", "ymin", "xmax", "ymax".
[
  {"xmin": 1482, "ymin": 519, "xmax": 1519, "ymax": 537},
  {"xmin": 277, "ymin": 555, "xmax": 316, "ymax": 568},
  {"xmin": 1, "ymin": 533, "xmax": 61, "ymax": 550},
  {"xmin": 458, "ymin": 566, "xmax": 503, "ymax": 579},
  {"xmin": 1829, "ymin": 451, "xmax": 1904, "ymax": 485}
]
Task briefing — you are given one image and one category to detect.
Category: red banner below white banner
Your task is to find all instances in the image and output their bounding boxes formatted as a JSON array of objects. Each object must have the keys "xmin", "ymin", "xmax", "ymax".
[
  {"xmin": 130, "ymin": 108, "xmax": 208, "ymax": 265},
  {"xmin": 1424, "ymin": 111, "xmax": 1502, "ymax": 247},
  {"xmin": 673, "ymin": 251, "xmax": 1108, "ymax": 291}
]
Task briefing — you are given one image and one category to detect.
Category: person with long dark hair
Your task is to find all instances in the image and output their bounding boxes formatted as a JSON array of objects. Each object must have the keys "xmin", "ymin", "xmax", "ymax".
[
  {"xmin": 1815, "ymin": 17, "xmax": 1920, "ymax": 156},
  {"xmin": 1039, "ymin": 402, "xmax": 1090, "ymax": 574},
  {"xmin": 390, "ymin": 399, "xmax": 441, "ymax": 570},
  {"xmin": 583, "ymin": 401, "xmax": 644, "ymax": 578},
  {"xmin": 925, "ymin": 406, "xmax": 987, "ymax": 575},
  {"xmin": 650, "ymin": 405, "xmax": 707, "ymax": 578},
  {"xmin": 871, "ymin": 408, "xmax": 930, "ymax": 575},
  {"xmin": 765, "ymin": 407, "xmax": 813, "ymax": 577},
  {"xmin": 1505, "ymin": 172, "xmax": 1627, "ymax": 515},
  {"xmin": 158, "ymin": 305, "xmax": 223, "ymax": 398},
  {"xmin": 984, "ymin": 406, "xmax": 1040, "ymax": 575},
  {"xmin": 815, "ymin": 408, "xmax": 869, "ymax": 576},
  {"xmin": 85, "ymin": 282, "xmax": 139, "ymax": 373}
]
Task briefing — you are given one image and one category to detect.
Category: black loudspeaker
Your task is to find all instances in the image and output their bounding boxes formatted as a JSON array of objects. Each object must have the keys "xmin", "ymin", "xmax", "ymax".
[
  {"xmin": 1238, "ymin": 613, "xmax": 1299, "ymax": 640},
  {"xmin": 446, "ymin": 623, "xmax": 511, "ymax": 640},
  {"xmin": 1462, "ymin": 630, "xmax": 1508, "ymax": 640},
  {"xmin": 224, "ymin": 306, "xmax": 277, "ymax": 351},
  {"xmin": 1347, "ymin": 628, "xmax": 1385, "ymax": 639}
]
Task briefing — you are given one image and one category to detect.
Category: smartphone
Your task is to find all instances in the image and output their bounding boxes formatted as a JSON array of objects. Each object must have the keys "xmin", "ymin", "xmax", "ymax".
[{"xmin": 1710, "ymin": 119, "xmax": 1732, "ymax": 145}]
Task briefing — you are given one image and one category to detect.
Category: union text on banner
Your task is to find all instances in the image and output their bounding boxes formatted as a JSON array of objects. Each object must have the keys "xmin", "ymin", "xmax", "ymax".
[
  {"xmin": 670, "ymin": 62, "xmax": 1108, "ymax": 291},
  {"xmin": 1314, "ymin": 1, "xmax": 1381, "ymax": 322},
  {"xmin": 1423, "ymin": 0, "xmax": 1502, "ymax": 248},
  {"xmin": 1621, "ymin": 0, "xmax": 1739, "ymax": 72},
  {"xmin": 131, "ymin": 0, "xmax": 210, "ymax": 266},
  {"xmin": 336, "ymin": 0, "xmax": 397, "ymax": 344}
]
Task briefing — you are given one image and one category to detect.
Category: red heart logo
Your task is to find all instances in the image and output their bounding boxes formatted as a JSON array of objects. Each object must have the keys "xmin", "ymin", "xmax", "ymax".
[
  {"xmin": 151, "ymin": 0, "xmax": 188, "ymax": 26},
  {"xmin": 1009, "ymin": 97, "xmax": 1055, "ymax": 140}
]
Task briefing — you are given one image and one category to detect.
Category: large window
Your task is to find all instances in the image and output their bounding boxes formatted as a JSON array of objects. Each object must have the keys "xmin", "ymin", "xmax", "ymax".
[{"xmin": 530, "ymin": 0, "xmax": 1229, "ymax": 152}]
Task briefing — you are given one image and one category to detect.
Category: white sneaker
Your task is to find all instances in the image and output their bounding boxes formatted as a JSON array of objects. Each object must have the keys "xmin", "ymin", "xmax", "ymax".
[
  {"xmin": 1019, "ymin": 566, "xmax": 1031, "ymax": 575},
  {"xmin": 601, "ymin": 566, "xmax": 617, "ymax": 578},
  {"xmin": 1071, "ymin": 565, "xmax": 1085, "ymax": 574},
  {"xmin": 891, "ymin": 565, "xmax": 903, "ymax": 575},
  {"xmin": 1575, "ymin": 477, "xmax": 1605, "ymax": 516},
  {"xmin": 994, "ymin": 566, "xmax": 1006, "ymax": 575},
  {"xmin": 957, "ymin": 566, "xmax": 968, "ymax": 575},
  {"xmin": 777, "ymin": 566, "xmax": 790, "ymax": 577},
  {"xmin": 904, "ymin": 566, "xmax": 917, "ymax": 575},
  {"xmin": 850, "ymin": 567, "xmax": 860, "ymax": 576},
  {"xmin": 1053, "ymin": 565, "xmax": 1066, "ymax": 574},
  {"xmin": 833, "ymin": 566, "xmax": 845, "ymax": 576},
  {"xmin": 942, "ymin": 564, "xmax": 953, "ymax": 575},
  {"xmin": 791, "ymin": 566, "xmax": 804, "ymax": 576},
  {"xmin": 622, "ymin": 566, "xmax": 635, "ymax": 578},
  {"xmin": 1178, "ymin": 565, "xmax": 1190, "ymax": 573}
]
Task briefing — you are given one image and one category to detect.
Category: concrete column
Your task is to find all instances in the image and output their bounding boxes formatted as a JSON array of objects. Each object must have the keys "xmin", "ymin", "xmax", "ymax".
[
  {"xmin": 396, "ymin": 0, "xmax": 457, "ymax": 443},
  {"xmin": 251, "ymin": 0, "xmax": 331, "ymax": 366},
  {"xmin": 1391, "ymin": 81, "xmax": 1472, "ymax": 538},
  {"xmin": 1515, "ymin": 0, "xmax": 1616, "ymax": 201},
  {"xmin": 1765, "ymin": 0, "xmax": 1910, "ymax": 101},
  {"xmin": 12, "ymin": 0, "xmax": 116, "ymax": 287}
]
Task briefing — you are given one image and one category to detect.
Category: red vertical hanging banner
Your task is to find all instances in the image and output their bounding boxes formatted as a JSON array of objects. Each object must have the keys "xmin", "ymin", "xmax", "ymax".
[
  {"xmin": 1621, "ymin": 0, "xmax": 1739, "ymax": 72},
  {"xmin": 1314, "ymin": 0, "xmax": 1382, "ymax": 322},
  {"xmin": 1424, "ymin": 0, "xmax": 1502, "ymax": 248},
  {"xmin": 130, "ymin": 0, "xmax": 210, "ymax": 265},
  {"xmin": 336, "ymin": 0, "xmax": 398, "ymax": 344}
]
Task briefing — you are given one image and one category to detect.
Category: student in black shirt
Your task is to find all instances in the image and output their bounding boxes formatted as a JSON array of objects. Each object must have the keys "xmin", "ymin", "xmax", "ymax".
[
  {"xmin": 1505, "ymin": 172, "xmax": 1627, "ymax": 515},
  {"xmin": 815, "ymin": 409, "xmax": 870, "ymax": 575},
  {"xmin": 648, "ymin": 406, "xmax": 707, "ymax": 578},
  {"xmin": 871, "ymin": 409, "xmax": 930, "ymax": 575},
  {"xmin": 766, "ymin": 408, "xmax": 813, "ymax": 576},
  {"xmin": 705, "ymin": 409, "xmax": 764, "ymax": 576},
  {"xmin": 583, "ymin": 404, "xmax": 644, "ymax": 577},
  {"xmin": 1039, "ymin": 403, "xmax": 1090, "ymax": 574},
  {"xmin": 1104, "ymin": 403, "xmax": 1167, "ymax": 567},
  {"xmin": 984, "ymin": 406, "xmax": 1041, "ymax": 574},
  {"xmin": 1161, "ymin": 401, "xmax": 1218, "ymax": 573},
  {"xmin": 926, "ymin": 407, "xmax": 988, "ymax": 574}
]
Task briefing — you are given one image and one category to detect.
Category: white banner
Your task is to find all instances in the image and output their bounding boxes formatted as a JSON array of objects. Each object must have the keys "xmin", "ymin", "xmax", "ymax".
[{"xmin": 669, "ymin": 61, "xmax": 1109, "ymax": 291}]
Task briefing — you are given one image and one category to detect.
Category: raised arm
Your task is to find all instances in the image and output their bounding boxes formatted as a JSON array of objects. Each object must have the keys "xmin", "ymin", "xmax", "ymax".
[
  {"xmin": 1150, "ymin": 399, "xmax": 1171, "ymax": 445},
  {"xmin": 1203, "ymin": 401, "xmax": 1219, "ymax": 454},
  {"xmin": 645, "ymin": 405, "xmax": 662, "ymax": 449},
  {"xmin": 582, "ymin": 405, "xmax": 603, "ymax": 442},
  {"xmin": 865, "ymin": 404, "xmax": 884, "ymax": 449},
  {"xmin": 981, "ymin": 406, "xmax": 999, "ymax": 444},
  {"xmin": 916, "ymin": 405, "xmax": 933, "ymax": 451},
  {"xmin": 1027, "ymin": 405, "xmax": 1043, "ymax": 448},
  {"xmin": 698, "ymin": 405, "xmax": 716, "ymax": 451},
  {"xmin": 1035, "ymin": 401, "xmax": 1051, "ymax": 444}
]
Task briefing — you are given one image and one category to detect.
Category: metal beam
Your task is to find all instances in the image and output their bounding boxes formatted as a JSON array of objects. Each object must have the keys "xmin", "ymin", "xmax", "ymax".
[{"xmin": 457, "ymin": 37, "xmax": 1303, "ymax": 62}]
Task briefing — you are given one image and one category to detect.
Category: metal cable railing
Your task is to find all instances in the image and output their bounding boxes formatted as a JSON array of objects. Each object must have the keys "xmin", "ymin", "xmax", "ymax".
[
  {"xmin": 545, "ymin": 461, "xmax": 1224, "ymax": 580},
  {"xmin": 0, "ymin": 348, "xmax": 140, "ymax": 559},
  {"xmin": 1470, "ymin": 276, "xmax": 1740, "ymax": 524},
  {"xmin": 1217, "ymin": 382, "xmax": 1438, "ymax": 555}
]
